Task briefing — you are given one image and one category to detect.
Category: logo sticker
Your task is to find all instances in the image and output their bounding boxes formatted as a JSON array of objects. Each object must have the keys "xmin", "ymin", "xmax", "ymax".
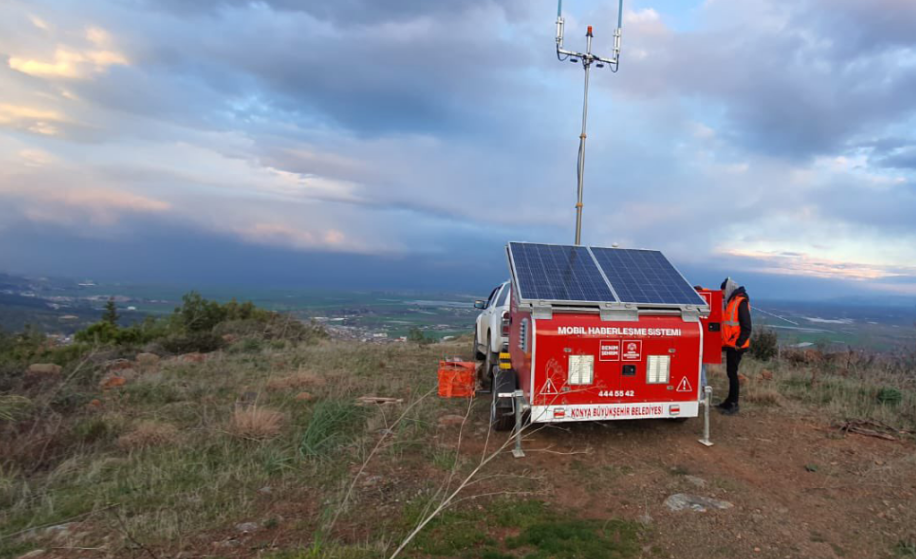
[
  {"xmin": 599, "ymin": 340, "xmax": 621, "ymax": 361},
  {"xmin": 622, "ymin": 340, "xmax": 642, "ymax": 361},
  {"xmin": 676, "ymin": 376, "xmax": 692, "ymax": 392}
]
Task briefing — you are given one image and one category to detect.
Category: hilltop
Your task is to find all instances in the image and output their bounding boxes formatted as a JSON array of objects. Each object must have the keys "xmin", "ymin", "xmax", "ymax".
[{"xmin": 1, "ymin": 300, "xmax": 915, "ymax": 558}]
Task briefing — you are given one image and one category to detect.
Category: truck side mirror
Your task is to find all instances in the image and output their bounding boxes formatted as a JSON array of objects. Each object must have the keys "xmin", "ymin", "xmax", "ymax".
[{"xmin": 474, "ymin": 300, "xmax": 486, "ymax": 310}]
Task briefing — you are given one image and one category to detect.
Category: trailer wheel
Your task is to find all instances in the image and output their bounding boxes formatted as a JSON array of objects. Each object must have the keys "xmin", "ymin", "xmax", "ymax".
[{"xmin": 490, "ymin": 368, "xmax": 517, "ymax": 432}]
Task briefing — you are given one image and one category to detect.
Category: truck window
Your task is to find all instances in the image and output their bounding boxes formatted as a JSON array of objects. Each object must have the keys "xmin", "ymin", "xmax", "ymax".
[
  {"xmin": 496, "ymin": 284, "xmax": 510, "ymax": 307},
  {"xmin": 485, "ymin": 286, "xmax": 500, "ymax": 308}
]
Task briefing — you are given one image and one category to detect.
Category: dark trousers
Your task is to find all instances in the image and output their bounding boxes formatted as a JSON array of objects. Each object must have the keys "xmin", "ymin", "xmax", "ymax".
[{"xmin": 725, "ymin": 347, "xmax": 744, "ymax": 406}]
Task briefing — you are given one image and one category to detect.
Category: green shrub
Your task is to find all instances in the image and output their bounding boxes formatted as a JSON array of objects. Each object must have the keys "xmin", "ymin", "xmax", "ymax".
[
  {"xmin": 749, "ymin": 327, "xmax": 778, "ymax": 361},
  {"xmin": 299, "ymin": 400, "xmax": 367, "ymax": 459},
  {"xmin": 160, "ymin": 332, "xmax": 225, "ymax": 354},
  {"xmin": 407, "ymin": 327, "xmax": 435, "ymax": 347},
  {"xmin": 227, "ymin": 338, "xmax": 265, "ymax": 354},
  {"xmin": 877, "ymin": 387, "xmax": 903, "ymax": 405}
]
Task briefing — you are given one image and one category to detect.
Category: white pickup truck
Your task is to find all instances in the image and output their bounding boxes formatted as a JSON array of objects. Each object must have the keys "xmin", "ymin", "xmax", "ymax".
[{"xmin": 473, "ymin": 280, "xmax": 511, "ymax": 387}]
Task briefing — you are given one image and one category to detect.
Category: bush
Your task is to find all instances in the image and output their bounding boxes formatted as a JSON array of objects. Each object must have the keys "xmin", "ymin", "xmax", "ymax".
[
  {"xmin": 749, "ymin": 327, "xmax": 778, "ymax": 361},
  {"xmin": 407, "ymin": 327, "xmax": 435, "ymax": 347},
  {"xmin": 877, "ymin": 387, "xmax": 903, "ymax": 405},
  {"xmin": 160, "ymin": 332, "xmax": 225, "ymax": 354}
]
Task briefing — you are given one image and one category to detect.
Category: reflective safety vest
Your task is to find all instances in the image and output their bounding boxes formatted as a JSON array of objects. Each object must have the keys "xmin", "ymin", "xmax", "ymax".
[{"xmin": 722, "ymin": 294, "xmax": 750, "ymax": 349}]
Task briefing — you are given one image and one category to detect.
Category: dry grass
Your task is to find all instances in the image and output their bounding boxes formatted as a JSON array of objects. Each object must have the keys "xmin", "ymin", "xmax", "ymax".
[
  {"xmin": 229, "ymin": 406, "xmax": 285, "ymax": 440},
  {"xmin": 743, "ymin": 384, "xmax": 783, "ymax": 405},
  {"xmin": 266, "ymin": 371, "xmax": 328, "ymax": 391},
  {"xmin": 117, "ymin": 421, "xmax": 180, "ymax": 451}
]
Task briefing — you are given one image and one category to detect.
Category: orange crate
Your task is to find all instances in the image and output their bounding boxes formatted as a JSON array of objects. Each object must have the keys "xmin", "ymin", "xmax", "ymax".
[{"xmin": 438, "ymin": 361, "xmax": 476, "ymax": 398}]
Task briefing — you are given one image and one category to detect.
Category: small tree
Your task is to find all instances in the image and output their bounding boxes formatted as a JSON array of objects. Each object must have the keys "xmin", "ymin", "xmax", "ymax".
[
  {"xmin": 407, "ymin": 327, "xmax": 434, "ymax": 347},
  {"xmin": 749, "ymin": 327, "xmax": 779, "ymax": 362},
  {"xmin": 102, "ymin": 298, "xmax": 120, "ymax": 326}
]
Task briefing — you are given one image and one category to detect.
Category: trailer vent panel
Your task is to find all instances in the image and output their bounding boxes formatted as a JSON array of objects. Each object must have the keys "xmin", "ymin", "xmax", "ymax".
[
  {"xmin": 568, "ymin": 355, "xmax": 594, "ymax": 385},
  {"xmin": 647, "ymin": 355, "xmax": 670, "ymax": 384}
]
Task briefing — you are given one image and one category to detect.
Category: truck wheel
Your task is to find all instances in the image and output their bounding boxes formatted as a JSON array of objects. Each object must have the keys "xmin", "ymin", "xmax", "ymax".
[
  {"xmin": 490, "ymin": 368, "xmax": 517, "ymax": 432},
  {"xmin": 483, "ymin": 333, "xmax": 498, "ymax": 379},
  {"xmin": 473, "ymin": 332, "xmax": 485, "ymax": 361}
]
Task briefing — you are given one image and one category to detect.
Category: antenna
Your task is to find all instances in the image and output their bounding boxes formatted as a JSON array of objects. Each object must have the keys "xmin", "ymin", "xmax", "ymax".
[{"xmin": 555, "ymin": 0, "xmax": 624, "ymax": 245}]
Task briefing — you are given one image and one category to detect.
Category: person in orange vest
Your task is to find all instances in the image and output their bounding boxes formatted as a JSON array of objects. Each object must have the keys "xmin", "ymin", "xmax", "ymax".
[{"xmin": 719, "ymin": 277, "xmax": 752, "ymax": 415}]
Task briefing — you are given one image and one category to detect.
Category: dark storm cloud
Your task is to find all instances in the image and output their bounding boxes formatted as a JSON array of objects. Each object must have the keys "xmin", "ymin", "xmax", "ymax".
[
  {"xmin": 617, "ymin": 0, "xmax": 916, "ymax": 160},
  {"xmin": 876, "ymin": 147, "xmax": 916, "ymax": 171},
  {"xmin": 3, "ymin": 0, "xmax": 916, "ymax": 299},
  {"xmin": 805, "ymin": 0, "xmax": 916, "ymax": 56},
  {"xmin": 143, "ymin": 0, "xmax": 530, "ymax": 25},
  {"xmin": 64, "ymin": 0, "xmax": 541, "ymax": 137}
]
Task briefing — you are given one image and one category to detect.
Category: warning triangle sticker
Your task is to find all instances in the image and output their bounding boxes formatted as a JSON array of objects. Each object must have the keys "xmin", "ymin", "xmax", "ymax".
[
  {"xmin": 676, "ymin": 376, "xmax": 692, "ymax": 393},
  {"xmin": 540, "ymin": 378, "xmax": 559, "ymax": 395}
]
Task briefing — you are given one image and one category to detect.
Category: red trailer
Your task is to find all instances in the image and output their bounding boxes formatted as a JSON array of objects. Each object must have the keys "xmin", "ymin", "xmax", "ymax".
[{"xmin": 490, "ymin": 242, "xmax": 720, "ymax": 433}]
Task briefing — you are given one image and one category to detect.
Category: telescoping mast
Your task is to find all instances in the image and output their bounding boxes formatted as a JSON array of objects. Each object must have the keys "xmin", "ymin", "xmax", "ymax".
[{"xmin": 555, "ymin": 0, "xmax": 624, "ymax": 245}]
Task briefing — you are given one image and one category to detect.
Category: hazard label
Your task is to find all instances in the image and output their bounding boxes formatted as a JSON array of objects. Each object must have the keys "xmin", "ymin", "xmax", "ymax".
[
  {"xmin": 622, "ymin": 340, "xmax": 642, "ymax": 361},
  {"xmin": 540, "ymin": 378, "xmax": 559, "ymax": 395},
  {"xmin": 599, "ymin": 340, "xmax": 621, "ymax": 362},
  {"xmin": 676, "ymin": 376, "xmax": 692, "ymax": 392}
]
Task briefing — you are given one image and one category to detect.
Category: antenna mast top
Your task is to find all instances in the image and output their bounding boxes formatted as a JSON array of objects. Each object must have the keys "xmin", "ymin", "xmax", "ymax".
[{"xmin": 555, "ymin": 0, "xmax": 624, "ymax": 245}]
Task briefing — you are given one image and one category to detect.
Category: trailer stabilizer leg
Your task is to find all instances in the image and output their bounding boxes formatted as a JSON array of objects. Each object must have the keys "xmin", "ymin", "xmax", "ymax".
[
  {"xmin": 511, "ymin": 390, "xmax": 527, "ymax": 458},
  {"xmin": 698, "ymin": 386, "xmax": 714, "ymax": 447}
]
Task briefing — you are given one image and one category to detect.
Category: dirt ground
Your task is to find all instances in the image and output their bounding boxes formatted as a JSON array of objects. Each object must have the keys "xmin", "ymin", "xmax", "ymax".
[
  {"xmin": 465, "ymin": 403, "xmax": 916, "ymax": 559},
  {"xmin": 144, "ymin": 394, "xmax": 916, "ymax": 559}
]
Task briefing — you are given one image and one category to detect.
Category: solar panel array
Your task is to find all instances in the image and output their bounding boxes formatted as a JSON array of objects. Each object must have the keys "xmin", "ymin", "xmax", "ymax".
[
  {"xmin": 590, "ymin": 247, "xmax": 707, "ymax": 306},
  {"xmin": 508, "ymin": 242, "xmax": 706, "ymax": 307},
  {"xmin": 509, "ymin": 243, "xmax": 616, "ymax": 303}
]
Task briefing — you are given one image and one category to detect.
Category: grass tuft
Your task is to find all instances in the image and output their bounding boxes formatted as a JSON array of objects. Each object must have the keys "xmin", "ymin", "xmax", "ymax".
[
  {"xmin": 230, "ymin": 406, "xmax": 285, "ymax": 440},
  {"xmin": 117, "ymin": 421, "xmax": 179, "ymax": 451},
  {"xmin": 299, "ymin": 400, "xmax": 366, "ymax": 459}
]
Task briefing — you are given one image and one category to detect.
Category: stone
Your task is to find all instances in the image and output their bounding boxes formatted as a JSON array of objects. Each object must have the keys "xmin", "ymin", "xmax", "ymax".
[
  {"xmin": 438, "ymin": 414, "xmax": 467, "ymax": 427},
  {"xmin": 258, "ymin": 486, "xmax": 272, "ymax": 495},
  {"xmin": 86, "ymin": 399, "xmax": 103, "ymax": 410},
  {"xmin": 235, "ymin": 522, "xmax": 260, "ymax": 534},
  {"xmin": 100, "ymin": 375, "xmax": 127, "ymax": 390},
  {"xmin": 16, "ymin": 551, "xmax": 46, "ymax": 559},
  {"xmin": 760, "ymin": 369, "xmax": 774, "ymax": 381},
  {"xmin": 181, "ymin": 352, "xmax": 206, "ymax": 363},
  {"xmin": 738, "ymin": 374, "xmax": 749, "ymax": 383},
  {"xmin": 136, "ymin": 353, "xmax": 160, "ymax": 369},
  {"xmin": 26, "ymin": 363, "xmax": 62, "ymax": 378},
  {"xmin": 222, "ymin": 334, "xmax": 239, "ymax": 344},
  {"xmin": 664, "ymin": 493, "xmax": 734, "ymax": 512},
  {"xmin": 294, "ymin": 392, "xmax": 314, "ymax": 402},
  {"xmin": 638, "ymin": 513, "xmax": 653, "ymax": 527}
]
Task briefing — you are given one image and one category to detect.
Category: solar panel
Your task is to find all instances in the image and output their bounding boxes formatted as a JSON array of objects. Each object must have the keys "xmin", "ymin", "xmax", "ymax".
[
  {"xmin": 509, "ymin": 242, "xmax": 617, "ymax": 303},
  {"xmin": 590, "ymin": 247, "xmax": 706, "ymax": 306}
]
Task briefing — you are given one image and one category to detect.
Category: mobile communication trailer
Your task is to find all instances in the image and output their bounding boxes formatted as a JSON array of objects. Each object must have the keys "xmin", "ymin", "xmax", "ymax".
[{"xmin": 490, "ymin": 242, "xmax": 721, "ymax": 432}]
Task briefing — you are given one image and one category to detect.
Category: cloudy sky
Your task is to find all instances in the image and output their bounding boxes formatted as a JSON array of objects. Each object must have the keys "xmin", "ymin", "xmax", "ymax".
[{"xmin": 1, "ymin": 0, "xmax": 915, "ymax": 298}]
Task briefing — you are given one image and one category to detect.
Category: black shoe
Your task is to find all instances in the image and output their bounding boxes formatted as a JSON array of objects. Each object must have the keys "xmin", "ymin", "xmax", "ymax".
[
  {"xmin": 716, "ymin": 401, "xmax": 731, "ymax": 410},
  {"xmin": 717, "ymin": 403, "xmax": 740, "ymax": 416}
]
